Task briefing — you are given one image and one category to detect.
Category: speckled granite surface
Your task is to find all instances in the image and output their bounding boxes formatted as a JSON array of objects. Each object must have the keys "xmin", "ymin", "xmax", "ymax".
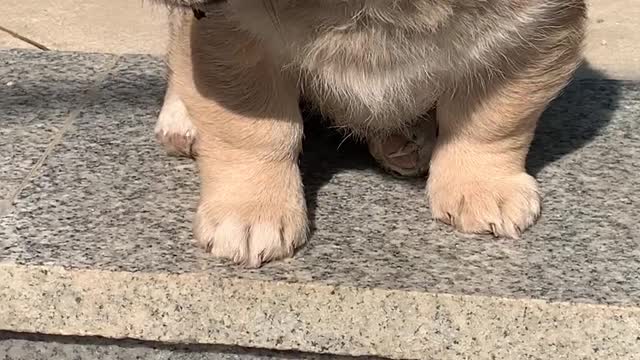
[
  {"xmin": 0, "ymin": 50, "xmax": 116, "ymax": 201},
  {"xmin": 0, "ymin": 49, "xmax": 639, "ymax": 359}
]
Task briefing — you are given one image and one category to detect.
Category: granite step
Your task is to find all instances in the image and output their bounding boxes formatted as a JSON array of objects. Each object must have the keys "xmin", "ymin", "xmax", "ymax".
[{"xmin": 0, "ymin": 49, "xmax": 639, "ymax": 360}]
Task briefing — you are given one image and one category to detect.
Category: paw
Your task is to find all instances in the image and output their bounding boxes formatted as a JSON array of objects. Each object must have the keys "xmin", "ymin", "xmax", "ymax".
[
  {"xmin": 194, "ymin": 201, "xmax": 308, "ymax": 268},
  {"xmin": 368, "ymin": 116, "xmax": 437, "ymax": 177},
  {"xmin": 194, "ymin": 166, "xmax": 308, "ymax": 267},
  {"xmin": 155, "ymin": 97, "xmax": 197, "ymax": 157},
  {"xmin": 428, "ymin": 172, "xmax": 541, "ymax": 238}
]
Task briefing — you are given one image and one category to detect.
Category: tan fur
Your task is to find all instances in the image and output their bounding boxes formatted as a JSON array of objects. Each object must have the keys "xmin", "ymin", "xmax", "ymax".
[{"xmin": 154, "ymin": 0, "xmax": 586, "ymax": 266}]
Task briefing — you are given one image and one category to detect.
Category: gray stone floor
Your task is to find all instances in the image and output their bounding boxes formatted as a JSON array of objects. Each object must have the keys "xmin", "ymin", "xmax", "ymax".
[{"xmin": 1, "ymin": 49, "xmax": 639, "ymax": 359}]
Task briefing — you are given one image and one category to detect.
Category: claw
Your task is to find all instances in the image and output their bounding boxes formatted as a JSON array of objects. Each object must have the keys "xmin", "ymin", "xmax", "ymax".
[
  {"xmin": 489, "ymin": 223, "xmax": 498, "ymax": 237},
  {"xmin": 512, "ymin": 225, "xmax": 522, "ymax": 239},
  {"xmin": 444, "ymin": 212, "xmax": 454, "ymax": 225}
]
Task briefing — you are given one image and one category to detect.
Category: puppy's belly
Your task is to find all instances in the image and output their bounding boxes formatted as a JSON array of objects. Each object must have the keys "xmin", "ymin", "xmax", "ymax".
[{"xmin": 302, "ymin": 66, "xmax": 440, "ymax": 136}]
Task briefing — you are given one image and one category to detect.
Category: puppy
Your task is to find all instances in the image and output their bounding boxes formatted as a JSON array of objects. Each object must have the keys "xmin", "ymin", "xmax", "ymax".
[{"xmin": 153, "ymin": 0, "xmax": 586, "ymax": 267}]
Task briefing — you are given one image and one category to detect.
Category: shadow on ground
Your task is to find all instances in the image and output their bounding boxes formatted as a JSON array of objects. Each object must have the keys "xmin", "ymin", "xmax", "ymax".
[{"xmin": 526, "ymin": 62, "xmax": 621, "ymax": 175}]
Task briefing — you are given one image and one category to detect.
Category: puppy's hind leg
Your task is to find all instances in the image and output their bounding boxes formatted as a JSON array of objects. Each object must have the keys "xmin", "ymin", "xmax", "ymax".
[{"xmin": 368, "ymin": 109, "xmax": 437, "ymax": 177}]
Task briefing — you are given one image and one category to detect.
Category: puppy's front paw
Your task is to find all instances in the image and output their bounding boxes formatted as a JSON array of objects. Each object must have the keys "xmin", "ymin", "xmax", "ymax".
[
  {"xmin": 428, "ymin": 171, "xmax": 541, "ymax": 238},
  {"xmin": 194, "ymin": 165, "xmax": 308, "ymax": 267},
  {"xmin": 155, "ymin": 97, "xmax": 198, "ymax": 157}
]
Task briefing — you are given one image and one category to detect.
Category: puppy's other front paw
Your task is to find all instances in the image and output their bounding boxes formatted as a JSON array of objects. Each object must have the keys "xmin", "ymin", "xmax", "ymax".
[{"xmin": 428, "ymin": 171, "xmax": 541, "ymax": 238}]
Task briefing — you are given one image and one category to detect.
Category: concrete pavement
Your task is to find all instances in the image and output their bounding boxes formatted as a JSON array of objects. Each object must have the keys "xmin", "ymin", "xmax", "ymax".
[{"xmin": 0, "ymin": 0, "xmax": 168, "ymax": 54}]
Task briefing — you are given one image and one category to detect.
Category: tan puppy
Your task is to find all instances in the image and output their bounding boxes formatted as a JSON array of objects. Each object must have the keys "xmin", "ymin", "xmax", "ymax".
[{"xmin": 153, "ymin": 0, "xmax": 586, "ymax": 267}]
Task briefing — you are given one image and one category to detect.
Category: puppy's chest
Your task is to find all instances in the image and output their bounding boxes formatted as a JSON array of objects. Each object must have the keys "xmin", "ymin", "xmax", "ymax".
[
  {"xmin": 230, "ymin": 2, "xmax": 453, "ymax": 73},
  {"xmin": 281, "ymin": 12, "xmax": 450, "ymax": 122},
  {"xmin": 227, "ymin": 1, "xmax": 514, "ymax": 126}
]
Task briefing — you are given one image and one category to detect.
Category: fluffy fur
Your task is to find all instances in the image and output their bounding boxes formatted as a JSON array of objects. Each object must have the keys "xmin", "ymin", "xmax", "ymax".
[{"xmin": 153, "ymin": 0, "xmax": 586, "ymax": 267}]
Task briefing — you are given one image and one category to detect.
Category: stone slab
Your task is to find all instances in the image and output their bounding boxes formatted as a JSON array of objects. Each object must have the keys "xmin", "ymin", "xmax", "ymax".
[{"xmin": 0, "ymin": 49, "xmax": 639, "ymax": 359}]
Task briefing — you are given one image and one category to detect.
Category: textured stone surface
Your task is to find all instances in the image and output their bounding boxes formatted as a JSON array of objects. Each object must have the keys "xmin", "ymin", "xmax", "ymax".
[
  {"xmin": 0, "ymin": 50, "xmax": 116, "ymax": 200},
  {"xmin": 2, "ymin": 264, "xmax": 640, "ymax": 360},
  {"xmin": 0, "ymin": 49, "xmax": 639, "ymax": 359}
]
